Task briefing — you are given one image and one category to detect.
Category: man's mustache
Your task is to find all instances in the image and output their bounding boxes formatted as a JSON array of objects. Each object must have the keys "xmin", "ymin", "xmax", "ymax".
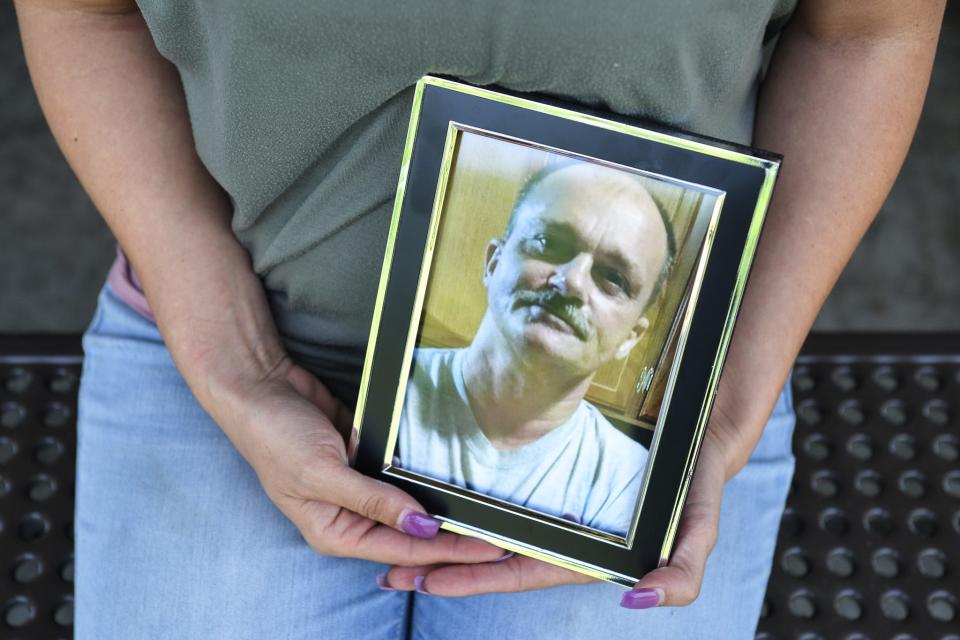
[{"xmin": 514, "ymin": 290, "xmax": 590, "ymax": 341}]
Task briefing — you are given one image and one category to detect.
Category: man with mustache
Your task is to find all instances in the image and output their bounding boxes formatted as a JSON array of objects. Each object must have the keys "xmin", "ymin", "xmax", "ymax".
[{"xmin": 397, "ymin": 160, "xmax": 673, "ymax": 536}]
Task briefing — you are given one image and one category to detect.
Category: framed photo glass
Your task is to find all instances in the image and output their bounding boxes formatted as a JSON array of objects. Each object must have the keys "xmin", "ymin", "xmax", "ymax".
[{"xmin": 352, "ymin": 75, "xmax": 780, "ymax": 585}]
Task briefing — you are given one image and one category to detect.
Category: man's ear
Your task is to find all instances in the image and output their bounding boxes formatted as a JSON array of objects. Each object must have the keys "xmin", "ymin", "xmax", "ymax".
[
  {"xmin": 483, "ymin": 239, "xmax": 503, "ymax": 287},
  {"xmin": 614, "ymin": 316, "xmax": 649, "ymax": 361}
]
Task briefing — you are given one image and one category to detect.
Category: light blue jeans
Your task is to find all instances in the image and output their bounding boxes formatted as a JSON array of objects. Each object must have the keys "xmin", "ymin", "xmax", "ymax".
[{"xmin": 76, "ymin": 284, "xmax": 796, "ymax": 639}]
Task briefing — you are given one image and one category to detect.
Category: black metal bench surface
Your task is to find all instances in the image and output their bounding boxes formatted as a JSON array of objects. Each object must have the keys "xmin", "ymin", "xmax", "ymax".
[{"xmin": 758, "ymin": 334, "xmax": 960, "ymax": 640}]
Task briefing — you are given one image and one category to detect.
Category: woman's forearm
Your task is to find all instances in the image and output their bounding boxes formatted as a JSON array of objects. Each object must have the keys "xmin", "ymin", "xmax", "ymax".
[
  {"xmin": 716, "ymin": 0, "xmax": 945, "ymax": 475},
  {"xmin": 15, "ymin": 1, "xmax": 286, "ymax": 426}
]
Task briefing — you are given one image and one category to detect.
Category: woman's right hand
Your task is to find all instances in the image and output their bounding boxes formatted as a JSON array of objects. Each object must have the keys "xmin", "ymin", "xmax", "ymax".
[
  {"xmin": 16, "ymin": 0, "xmax": 505, "ymax": 572},
  {"xmin": 215, "ymin": 354, "xmax": 508, "ymax": 567}
]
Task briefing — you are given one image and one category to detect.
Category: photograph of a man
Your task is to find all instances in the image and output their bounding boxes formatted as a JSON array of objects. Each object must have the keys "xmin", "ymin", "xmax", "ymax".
[{"xmin": 396, "ymin": 160, "xmax": 674, "ymax": 536}]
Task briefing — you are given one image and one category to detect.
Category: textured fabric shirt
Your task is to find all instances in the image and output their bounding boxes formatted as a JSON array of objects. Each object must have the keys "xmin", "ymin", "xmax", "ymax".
[
  {"xmin": 396, "ymin": 348, "xmax": 649, "ymax": 536},
  {"xmin": 133, "ymin": 0, "xmax": 797, "ymax": 398}
]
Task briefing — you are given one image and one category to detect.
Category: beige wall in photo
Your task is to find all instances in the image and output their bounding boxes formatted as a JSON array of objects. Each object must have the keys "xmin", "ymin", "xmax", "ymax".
[{"xmin": 418, "ymin": 130, "xmax": 716, "ymax": 427}]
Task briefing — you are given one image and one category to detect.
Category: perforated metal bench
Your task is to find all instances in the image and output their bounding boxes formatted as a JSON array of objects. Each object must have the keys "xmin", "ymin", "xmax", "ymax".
[
  {"xmin": 758, "ymin": 334, "xmax": 960, "ymax": 640},
  {"xmin": 1, "ymin": 335, "xmax": 79, "ymax": 634}
]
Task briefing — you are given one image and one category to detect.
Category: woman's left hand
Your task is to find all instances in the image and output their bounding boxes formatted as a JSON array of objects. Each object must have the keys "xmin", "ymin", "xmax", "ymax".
[
  {"xmin": 383, "ymin": 0, "xmax": 949, "ymax": 602},
  {"xmin": 380, "ymin": 414, "xmax": 739, "ymax": 607}
]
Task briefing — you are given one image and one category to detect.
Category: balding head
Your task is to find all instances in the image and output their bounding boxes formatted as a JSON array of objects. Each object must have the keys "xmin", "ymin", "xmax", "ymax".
[
  {"xmin": 481, "ymin": 161, "xmax": 674, "ymax": 377},
  {"xmin": 505, "ymin": 162, "xmax": 674, "ymax": 310}
]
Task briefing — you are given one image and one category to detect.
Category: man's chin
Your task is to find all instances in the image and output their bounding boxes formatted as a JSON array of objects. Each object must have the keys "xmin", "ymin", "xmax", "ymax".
[{"xmin": 517, "ymin": 321, "xmax": 585, "ymax": 362}]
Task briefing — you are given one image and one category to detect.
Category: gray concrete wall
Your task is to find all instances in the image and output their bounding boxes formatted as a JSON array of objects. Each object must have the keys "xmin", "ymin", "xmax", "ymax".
[
  {"xmin": 1, "ymin": 4, "xmax": 958, "ymax": 334},
  {"xmin": 812, "ymin": 1, "xmax": 960, "ymax": 331},
  {"xmin": 1, "ymin": 3, "xmax": 115, "ymax": 333}
]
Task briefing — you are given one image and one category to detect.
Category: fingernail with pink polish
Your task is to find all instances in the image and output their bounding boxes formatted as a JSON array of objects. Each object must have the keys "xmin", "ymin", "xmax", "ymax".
[
  {"xmin": 414, "ymin": 575, "xmax": 430, "ymax": 595},
  {"xmin": 376, "ymin": 573, "xmax": 396, "ymax": 592},
  {"xmin": 399, "ymin": 510, "xmax": 441, "ymax": 538},
  {"xmin": 620, "ymin": 587, "xmax": 663, "ymax": 610}
]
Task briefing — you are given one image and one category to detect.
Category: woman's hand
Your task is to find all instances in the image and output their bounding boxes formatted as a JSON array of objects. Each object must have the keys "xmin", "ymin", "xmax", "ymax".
[
  {"xmin": 218, "ymin": 355, "xmax": 509, "ymax": 568},
  {"xmin": 618, "ymin": 419, "xmax": 737, "ymax": 608},
  {"xmin": 16, "ymin": 0, "xmax": 508, "ymax": 573},
  {"xmin": 380, "ymin": 0, "xmax": 948, "ymax": 596}
]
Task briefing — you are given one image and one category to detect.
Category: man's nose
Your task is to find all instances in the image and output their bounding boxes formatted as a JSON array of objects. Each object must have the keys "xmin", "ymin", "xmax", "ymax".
[{"xmin": 547, "ymin": 253, "xmax": 592, "ymax": 301}]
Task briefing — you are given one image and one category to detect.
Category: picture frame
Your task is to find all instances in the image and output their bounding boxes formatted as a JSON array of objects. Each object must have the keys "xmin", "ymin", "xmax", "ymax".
[{"xmin": 351, "ymin": 75, "xmax": 780, "ymax": 586}]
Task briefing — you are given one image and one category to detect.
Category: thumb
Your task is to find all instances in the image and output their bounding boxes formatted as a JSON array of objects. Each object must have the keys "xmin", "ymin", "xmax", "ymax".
[
  {"xmin": 620, "ymin": 507, "xmax": 717, "ymax": 608},
  {"xmin": 281, "ymin": 363, "xmax": 441, "ymax": 537},
  {"xmin": 319, "ymin": 462, "xmax": 442, "ymax": 538},
  {"xmin": 621, "ymin": 456, "xmax": 725, "ymax": 609}
]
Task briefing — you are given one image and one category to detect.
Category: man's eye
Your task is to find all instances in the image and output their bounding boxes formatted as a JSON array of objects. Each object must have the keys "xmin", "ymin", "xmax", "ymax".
[
  {"xmin": 597, "ymin": 268, "xmax": 628, "ymax": 295},
  {"xmin": 526, "ymin": 235, "xmax": 553, "ymax": 254}
]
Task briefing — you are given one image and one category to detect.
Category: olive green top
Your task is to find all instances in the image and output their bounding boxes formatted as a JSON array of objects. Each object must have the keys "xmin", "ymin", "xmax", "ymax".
[{"xmin": 135, "ymin": 0, "xmax": 795, "ymax": 399}]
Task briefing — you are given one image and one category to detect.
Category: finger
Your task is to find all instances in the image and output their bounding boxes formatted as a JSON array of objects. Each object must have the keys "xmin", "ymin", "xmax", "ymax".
[
  {"xmin": 621, "ymin": 511, "xmax": 717, "ymax": 608},
  {"xmin": 389, "ymin": 555, "xmax": 595, "ymax": 597},
  {"xmin": 378, "ymin": 563, "xmax": 445, "ymax": 591},
  {"xmin": 621, "ymin": 460, "xmax": 724, "ymax": 609},
  {"xmin": 295, "ymin": 486, "xmax": 510, "ymax": 568},
  {"xmin": 350, "ymin": 524, "xmax": 508, "ymax": 567},
  {"xmin": 381, "ymin": 550, "xmax": 516, "ymax": 591},
  {"xmin": 308, "ymin": 461, "xmax": 449, "ymax": 538},
  {"xmin": 282, "ymin": 367, "xmax": 440, "ymax": 539},
  {"xmin": 290, "ymin": 499, "xmax": 506, "ymax": 567}
]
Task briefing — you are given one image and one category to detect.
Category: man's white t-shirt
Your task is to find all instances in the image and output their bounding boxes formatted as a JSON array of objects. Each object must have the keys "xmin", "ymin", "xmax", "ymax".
[{"xmin": 396, "ymin": 348, "xmax": 649, "ymax": 536}]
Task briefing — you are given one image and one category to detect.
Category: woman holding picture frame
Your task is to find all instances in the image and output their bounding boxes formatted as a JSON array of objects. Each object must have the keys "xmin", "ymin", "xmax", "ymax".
[{"xmin": 13, "ymin": 0, "xmax": 945, "ymax": 637}]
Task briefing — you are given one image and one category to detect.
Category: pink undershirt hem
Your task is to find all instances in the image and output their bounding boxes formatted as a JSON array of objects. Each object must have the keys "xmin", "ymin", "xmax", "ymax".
[{"xmin": 106, "ymin": 246, "xmax": 155, "ymax": 323}]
